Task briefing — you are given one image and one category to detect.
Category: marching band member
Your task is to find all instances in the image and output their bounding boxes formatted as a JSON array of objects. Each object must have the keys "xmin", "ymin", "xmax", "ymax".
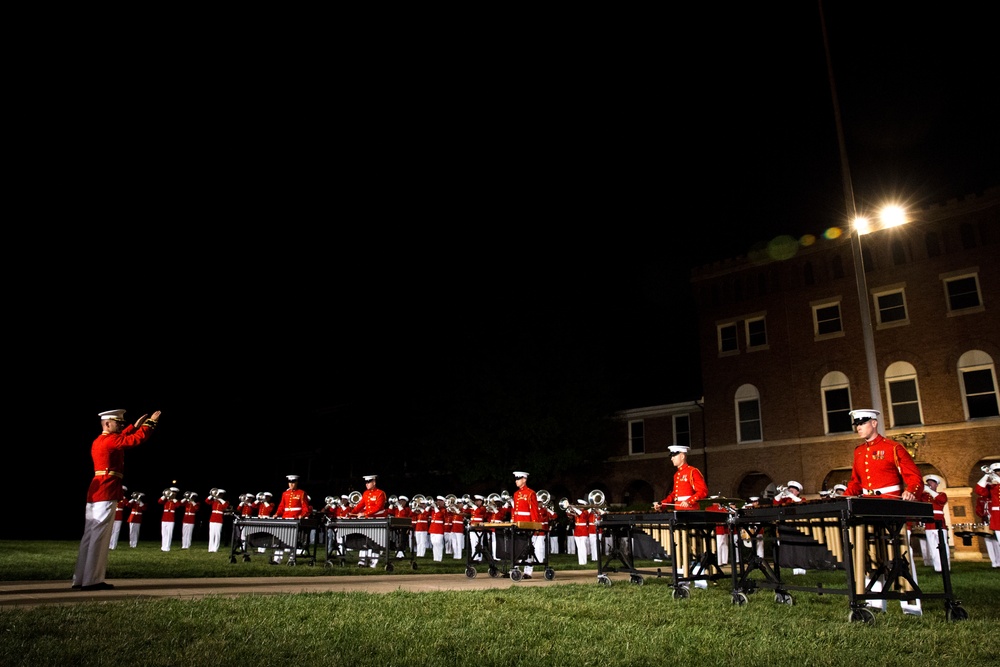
[
  {"xmin": 413, "ymin": 499, "xmax": 430, "ymax": 558},
  {"xmin": 205, "ymin": 489, "xmax": 229, "ymax": 553},
  {"xmin": 237, "ymin": 493, "xmax": 257, "ymax": 519},
  {"xmin": 831, "ymin": 483, "xmax": 847, "ymax": 497},
  {"xmin": 256, "ymin": 492, "xmax": 275, "ymax": 518},
  {"xmin": 108, "ymin": 486, "xmax": 129, "ymax": 550},
  {"xmin": 468, "ymin": 495, "xmax": 487, "ymax": 561},
  {"xmin": 351, "ymin": 474, "xmax": 387, "ymax": 567},
  {"xmin": 920, "ymin": 475, "xmax": 949, "ymax": 572},
  {"xmin": 274, "ymin": 475, "xmax": 311, "ymax": 519},
  {"xmin": 180, "ymin": 492, "xmax": 200, "ymax": 550},
  {"xmin": 159, "ymin": 487, "xmax": 183, "ymax": 551},
  {"xmin": 394, "ymin": 495, "xmax": 412, "ymax": 557},
  {"xmin": 511, "ymin": 471, "xmax": 542, "ymax": 579},
  {"xmin": 334, "ymin": 494, "xmax": 352, "ymax": 556},
  {"xmin": 774, "ymin": 481, "xmax": 804, "ymax": 506},
  {"xmin": 571, "ymin": 503, "xmax": 589, "ymax": 565},
  {"xmin": 450, "ymin": 502, "xmax": 466, "ymax": 560},
  {"xmin": 74, "ymin": 408, "xmax": 161, "ymax": 591},
  {"xmin": 973, "ymin": 462, "xmax": 1000, "ymax": 568},
  {"xmin": 127, "ymin": 492, "xmax": 146, "ymax": 548},
  {"xmin": 540, "ymin": 501, "xmax": 558, "ymax": 556},
  {"xmin": 655, "ymin": 445, "xmax": 709, "ymax": 511},
  {"xmin": 429, "ymin": 496, "xmax": 448, "ymax": 562},
  {"xmin": 845, "ymin": 409, "xmax": 923, "ymax": 615},
  {"xmin": 586, "ymin": 500, "xmax": 599, "ymax": 562},
  {"xmin": 442, "ymin": 500, "xmax": 454, "ymax": 556}
]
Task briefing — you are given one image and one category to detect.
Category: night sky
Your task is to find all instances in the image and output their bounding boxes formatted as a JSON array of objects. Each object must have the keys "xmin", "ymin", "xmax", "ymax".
[{"xmin": 12, "ymin": 3, "xmax": 997, "ymax": 539}]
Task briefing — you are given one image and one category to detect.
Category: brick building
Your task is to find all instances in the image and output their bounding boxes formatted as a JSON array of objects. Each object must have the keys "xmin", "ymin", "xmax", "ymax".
[{"xmin": 576, "ymin": 187, "xmax": 999, "ymax": 560}]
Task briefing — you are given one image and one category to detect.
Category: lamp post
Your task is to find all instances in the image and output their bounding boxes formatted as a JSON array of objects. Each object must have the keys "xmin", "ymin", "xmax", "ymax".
[{"xmin": 849, "ymin": 218, "xmax": 883, "ymax": 429}]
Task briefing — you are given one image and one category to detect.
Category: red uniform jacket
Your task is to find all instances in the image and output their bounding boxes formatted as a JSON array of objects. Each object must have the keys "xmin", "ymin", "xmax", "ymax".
[
  {"xmin": 275, "ymin": 488, "xmax": 311, "ymax": 519},
  {"xmin": 87, "ymin": 422, "xmax": 156, "ymax": 503},
  {"xmin": 182, "ymin": 501, "xmax": 200, "ymax": 525},
  {"xmin": 973, "ymin": 480, "xmax": 1000, "ymax": 530},
  {"xmin": 206, "ymin": 498, "xmax": 229, "ymax": 524},
  {"xmin": 660, "ymin": 464, "xmax": 709, "ymax": 510},
  {"xmin": 159, "ymin": 497, "xmax": 184, "ymax": 523},
  {"xmin": 353, "ymin": 488, "xmax": 387, "ymax": 518},
  {"xmin": 127, "ymin": 499, "xmax": 146, "ymax": 524},
  {"xmin": 845, "ymin": 434, "xmax": 923, "ymax": 499}
]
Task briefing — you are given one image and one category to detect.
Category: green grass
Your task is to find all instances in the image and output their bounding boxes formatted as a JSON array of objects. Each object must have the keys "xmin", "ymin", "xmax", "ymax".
[{"xmin": 1, "ymin": 541, "xmax": 997, "ymax": 667}]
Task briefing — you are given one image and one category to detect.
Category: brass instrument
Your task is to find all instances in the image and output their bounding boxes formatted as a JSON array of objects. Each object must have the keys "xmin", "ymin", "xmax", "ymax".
[
  {"xmin": 500, "ymin": 490, "xmax": 512, "ymax": 507},
  {"xmin": 348, "ymin": 490, "xmax": 363, "ymax": 507},
  {"xmin": 536, "ymin": 489, "xmax": 550, "ymax": 506},
  {"xmin": 388, "ymin": 495, "xmax": 398, "ymax": 507},
  {"xmin": 324, "ymin": 495, "xmax": 337, "ymax": 509},
  {"xmin": 558, "ymin": 497, "xmax": 583, "ymax": 515}
]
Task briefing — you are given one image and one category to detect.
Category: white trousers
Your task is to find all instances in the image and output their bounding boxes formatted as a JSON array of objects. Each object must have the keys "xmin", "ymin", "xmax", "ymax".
[
  {"xmin": 549, "ymin": 536, "xmax": 559, "ymax": 555},
  {"xmin": 574, "ymin": 535, "xmax": 589, "ymax": 565},
  {"xmin": 430, "ymin": 534, "xmax": 445, "ymax": 562},
  {"xmin": 208, "ymin": 522, "xmax": 223, "ymax": 553},
  {"xmin": 985, "ymin": 532, "xmax": 1000, "ymax": 567},
  {"xmin": 181, "ymin": 523, "xmax": 194, "ymax": 549},
  {"xmin": 161, "ymin": 521, "xmax": 175, "ymax": 551},
  {"xmin": 924, "ymin": 529, "xmax": 950, "ymax": 572},
  {"xmin": 109, "ymin": 520, "xmax": 123, "ymax": 550},
  {"xmin": 74, "ymin": 500, "xmax": 115, "ymax": 588},
  {"xmin": 716, "ymin": 534, "xmax": 730, "ymax": 566},
  {"xmin": 415, "ymin": 531, "xmax": 428, "ymax": 558},
  {"xmin": 129, "ymin": 522, "xmax": 141, "ymax": 547},
  {"xmin": 452, "ymin": 531, "xmax": 464, "ymax": 559},
  {"xmin": 523, "ymin": 535, "xmax": 547, "ymax": 576},
  {"xmin": 589, "ymin": 534, "xmax": 598, "ymax": 561}
]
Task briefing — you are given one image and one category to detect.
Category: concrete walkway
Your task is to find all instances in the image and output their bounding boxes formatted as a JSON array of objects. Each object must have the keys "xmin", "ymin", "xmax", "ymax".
[{"xmin": 0, "ymin": 569, "xmax": 606, "ymax": 610}]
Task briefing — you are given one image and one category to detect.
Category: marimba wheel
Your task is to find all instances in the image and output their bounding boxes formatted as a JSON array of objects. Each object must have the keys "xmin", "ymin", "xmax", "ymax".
[
  {"xmin": 774, "ymin": 592, "xmax": 794, "ymax": 606},
  {"xmin": 465, "ymin": 566, "xmax": 477, "ymax": 579},
  {"xmin": 630, "ymin": 575, "xmax": 644, "ymax": 586},
  {"xmin": 732, "ymin": 592, "xmax": 748, "ymax": 606},
  {"xmin": 411, "ymin": 562, "xmax": 418, "ymax": 570},
  {"xmin": 385, "ymin": 562, "xmax": 394, "ymax": 573},
  {"xmin": 510, "ymin": 569, "xmax": 523, "ymax": 582},
  {"xmin": 544, "ymin": 568, "xmax": 555, "ymax": 581},
  {"xmin": 597, "ymin": 575, "xmax": 611, "ymax": 587},
  {"xmin": 672, "ymin": 586, "xmax": 690, "ymax": 600},
  {"xmin": 488, "ymin": 566, "xmax": 499, "ymax": 578},
  {"xmin": 946, "ymin": 605, "xmax": 969, "ymax": 622},
  {"xmin": 849, "ymin": 608, "xmax": 876, "ymax": 624}
]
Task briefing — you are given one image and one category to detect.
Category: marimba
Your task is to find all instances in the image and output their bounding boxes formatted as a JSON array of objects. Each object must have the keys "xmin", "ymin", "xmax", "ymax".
[
  {"xmin": 465, "ymin": 521, "xmax": 553, "ymax": 581},
  {"xmin": 327, "ymin": 517, "xmax": 415, "ymax": 572},
  {"xmin": 734, "ymin": 498, "xmax": 968, "ymax": 622},
  {"xmin": 230, "ymin": 515, "xmax": 319, "ymax": 565},
  {"xmin": 597, "ymin": 510, "xmax": 730, "ymax": 595}
]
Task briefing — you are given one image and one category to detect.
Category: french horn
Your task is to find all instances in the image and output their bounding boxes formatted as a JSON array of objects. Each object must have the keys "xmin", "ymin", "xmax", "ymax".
[
  {"xmin": 536, "ymin": 489, "xmax": 550, "ymax": 505},
  {"xmin": 348, "ymin": 490, "xmax": 363, "ymax": 506}
]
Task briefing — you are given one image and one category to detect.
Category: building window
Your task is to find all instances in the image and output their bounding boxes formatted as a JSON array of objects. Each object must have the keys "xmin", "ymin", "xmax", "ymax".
[
  {"xmin": 891, "ymin": 240, "xmax": 907, "ymax": 266},
  {"xmin": 821, "ymin": 371, "xmax": 852, "ymax": 434},
  {"xmin": 813, "ymin": 300, "xmax": 844, "ymax": 337},
  {"xmin": 735, "ymin": 384, "xmax": 762, "ymax": 443},
  {"xmin": 885, "ymin": 361, "xmax": 923, "ymax": 427},
  {"xmin": 718, "ymin": 322, "xmax": 739, "ymax": 354},
  {"xmin": 874, "ymin": 287, "xmax": 908, "ymax": 326},
  {"xmin": 628, "ymin": 420, "xmax": 645, "ymax": 455},
  {"xmin": 673, "ymin": 414, "xmax": 691, "ymax": 447},
  {"xmin": 831, "ymin": 254, "xmax": 845, "ymax": 279},
  {"xmin": 943, "ymin": 271, "xmax": 983, "ymax": 312},
  {"xmin": 958, "ymin": 350, "xmax": 1000, "ymax": 420},
  {"xmin": 925, "ymin": 231, "xmax": 941, "ymax": 258},
  {"xmin": 745, "ymin": 315, "xmax": 767, "ymax": 350}
]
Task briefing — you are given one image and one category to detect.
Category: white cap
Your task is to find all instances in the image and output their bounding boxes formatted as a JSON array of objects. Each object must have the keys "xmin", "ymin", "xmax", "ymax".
[
  {"xmin": 340, "ymin": 494, "xmax": 349, "ymax": 499},
  {"xmin": 849, "ymin": 409, "xmax": 880, "ymax": 425},
  {"xmin": 577, "ymin": 499, "xmax": 587, "ymax": 505},
  {"xmin": 923, "ymin": 474, "xmax": 943, "ymax": 485},
  {"xmin": 263, "ymin": 491, "xmax": 272, "ymax": 498},
  {"xmin": 513, "ymin": 471, "xmax": 529, "ymax": 478},
  {"xmin": 99, "ymin": 409, "xmax": 126, "ymax": 421},
  {"xmin": 749, "ymin": 496, "xmax": 759, "ymax": 502},
  {"xmin": 990, "ymin": 462, "xmax": 1000, "ymax": 472},
  {"xmin": 787, "ymin": 481, "xmax": 803, "ymax": 491},
  {"xmin": 474, "ymin": 494, "xmax": 485, "ymax": 500},
  {"xmin": 435, "ymin": 495, "xmax": 446, "ymax": 501},
  {"xmin": 833, "ymin": 484, "xmax": 847, "ymax": 492},
  {"xmin": 668, "ymin": 445, "xmax": 689, "ymax": 454},
  {"xmin": 363, "ymin": 475, "xmax": 377, "ymax": 481},
  {"xmin": 398, "ymin": 495, "xmax": 409, "ymax": 501},
  {"xmin": 169, "ymin": 486, "xmax": 180, "ymax": 493},
  {"xmin": 216, "ymin": 489, "xmax": 226, "ymax": 495},
  {"xmin": 286, "ymin": 475, "xmax": 299, "ymax": 482}
]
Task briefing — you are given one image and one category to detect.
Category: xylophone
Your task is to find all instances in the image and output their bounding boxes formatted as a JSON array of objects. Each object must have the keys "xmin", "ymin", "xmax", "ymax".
[
  {"xmin": 328, "ymin": 517, "xmax": 415, "ymax": 572},
  {"xmin": 733, "ymin": 498, "xmax": 967, "ymax": 622},
  {"xmin": 230, "ymin": 516, "xmax": 319, "ymax": 565},
  {"xmin": 597, "ymin": 511, "xmax": 731, "ymax": 595}
]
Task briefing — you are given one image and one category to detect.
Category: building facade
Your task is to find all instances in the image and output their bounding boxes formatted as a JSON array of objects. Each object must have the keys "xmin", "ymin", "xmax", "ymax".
[{"xmin": 592, "ymin": 187, "xmax": 999, "ymax": 560}]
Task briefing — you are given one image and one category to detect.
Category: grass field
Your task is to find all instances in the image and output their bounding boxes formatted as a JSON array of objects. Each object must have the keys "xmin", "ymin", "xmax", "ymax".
[{"xmin": 1, "ymin": 540, "xmax": 996, "ymax": 667}]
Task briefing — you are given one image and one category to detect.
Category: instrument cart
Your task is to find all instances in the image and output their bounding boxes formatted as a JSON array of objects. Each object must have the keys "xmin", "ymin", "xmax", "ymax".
[
  {"xmin": 326, "ymin": 517, "xmax": 416, "ymax": 572},
  {"xmin": 465, "ymin": 521, "xmax": 554, "ymax": 581},
  {"xmin": 732, "ymin": 498, "xmax": 969, "ymax": 623},
  {"xmin": 230, "ymin": 515, "xmax": 319, "ymax": 566}
]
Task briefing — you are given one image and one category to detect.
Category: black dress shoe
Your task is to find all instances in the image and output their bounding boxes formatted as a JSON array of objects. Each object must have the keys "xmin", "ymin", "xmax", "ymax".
[
  {"xmin": 71, "ymin": 584, "xmax": 82, "ymax": 590},
  {"xmin": 80, "ymin": 582, "xmax": 115, "ymax": 591},
  {"xmin": 521, "ymin": 574, "xmax": 533, "ymax": 580}
]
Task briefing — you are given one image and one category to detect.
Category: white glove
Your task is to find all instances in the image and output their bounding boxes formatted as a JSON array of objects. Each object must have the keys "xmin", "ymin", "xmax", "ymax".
[
  {"xmin": 979, "ymin": 475, "xmax": 992, "ymax": 487},
  {"xmin": 924, "ymin": 486, "xmax": 938, "ymax": 499}
]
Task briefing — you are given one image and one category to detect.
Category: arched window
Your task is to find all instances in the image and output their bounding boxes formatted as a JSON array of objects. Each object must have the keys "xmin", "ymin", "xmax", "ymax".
[
  {"xmin": 735, "ymin": 384, "xmax": 762, "ymax": 443},
  {"xmin": 821, "ymin": 371, "xmax": 852, "ymax": 433},
  {"xmin": 885, "ymin": 361, "xmax": 923, "ymax": 426},
  {"xmin": 957, "ymin": 350, "xmax": 1000, "ymax": 419}
]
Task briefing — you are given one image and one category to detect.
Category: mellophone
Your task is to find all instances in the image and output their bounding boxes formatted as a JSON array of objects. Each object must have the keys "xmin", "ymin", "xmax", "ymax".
[{"xmin": 596, "ymin": 499, "xmax": 968, "ymax": 622}]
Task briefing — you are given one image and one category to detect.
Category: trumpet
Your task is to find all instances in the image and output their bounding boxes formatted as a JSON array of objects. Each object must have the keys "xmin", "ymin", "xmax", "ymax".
[{"xmin": 558, "ymin": 498, "xmax": 583, "ymax": 515}]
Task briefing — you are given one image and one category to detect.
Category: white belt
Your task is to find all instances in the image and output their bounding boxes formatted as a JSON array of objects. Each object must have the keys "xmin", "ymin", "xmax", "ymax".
[
  {"xmin": 862, "ymin": 485, "xmax": 901, "ymax": 495},
  {"xmin": 677, "ymin": 495, "xmax": 691, "ymax": 501}
]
